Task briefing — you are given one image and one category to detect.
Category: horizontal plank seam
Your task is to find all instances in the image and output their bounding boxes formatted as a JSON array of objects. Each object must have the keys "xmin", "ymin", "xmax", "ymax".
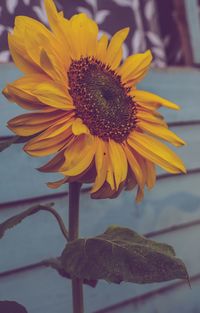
[
  {"xmin": 0, "ymin": 168, "xmax": 200, "ymax": 209},
  {"xmin": 1, "ymin": 119, "xmax": 200, "ymax": 142},
  {"xmin": 0, "ymin": 217, "xmax": 200, "ymax": 279},
  {"xmin": 93, "ymin": 273, "xmax": 198, "ymax": 313}
]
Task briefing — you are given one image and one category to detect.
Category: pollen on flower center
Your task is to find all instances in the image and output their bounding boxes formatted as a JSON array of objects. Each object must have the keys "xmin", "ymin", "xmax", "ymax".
[{"xmin": 68, "ymin": 57, "xmax": 136, "ymax": 142}]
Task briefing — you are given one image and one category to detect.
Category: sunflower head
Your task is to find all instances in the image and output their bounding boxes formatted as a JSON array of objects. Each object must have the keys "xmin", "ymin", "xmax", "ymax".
[
  {"xmin": 3, "ymin": 0, "xmax": 186, "ymax": 202},
  {"xmin": 68, "ymin": 56, "xmax": 136, "ymax": 142}
]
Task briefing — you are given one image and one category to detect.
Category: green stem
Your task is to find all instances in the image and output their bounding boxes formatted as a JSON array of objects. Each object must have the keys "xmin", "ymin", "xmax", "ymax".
[{"xmin": 68, "ymin": 182, "xmax": 84, "ymax": 313}]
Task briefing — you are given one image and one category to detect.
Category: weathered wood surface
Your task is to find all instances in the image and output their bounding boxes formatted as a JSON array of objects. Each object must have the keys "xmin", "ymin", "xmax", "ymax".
[
  {"xmin": 1, "ymin": 195, "xmax": 200, "ymax": 313},
  {"xmin": 1, "ymin": 65, "xmax": 200, "ymax": 137},
  {"xmin": 0, "ymin": 65, "xmax": 200, "ymax": 203},
  {"xmin": 0, "ymin": 123, "xmax": 199, "ymax": 203},
  {"xmin": 0, "ymin": 64, "xmax": 200, "ymax": 312},
  {"xmin": 184, "ymin": 0, "xmax": 200, "ymax": 64},
  {"xmin": 1, "ymin": 171, "xmax": 200, "ymax": 269}
]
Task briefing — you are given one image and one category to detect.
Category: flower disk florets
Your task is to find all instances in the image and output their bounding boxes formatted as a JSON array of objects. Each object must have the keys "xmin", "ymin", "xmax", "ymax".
[{"xmin": 68, "ymin": 57, "xmax": 136, "ymax": 142}]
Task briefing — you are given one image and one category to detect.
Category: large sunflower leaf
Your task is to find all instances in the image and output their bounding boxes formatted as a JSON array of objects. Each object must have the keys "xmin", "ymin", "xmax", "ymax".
[
  {"xmin": 0, "ymin": 301, "xmax": 28, "ymax": 313},
  {"xmin": 0, "ymin": 204, "xmax": 68, "ymax": 241},
  {"xmin": 61, "ymin": 225, "xmax": 189, "ymax": 284},
  {"xmin": 43, "ymin": 257, "xmax": 97, "ymax": 288}
]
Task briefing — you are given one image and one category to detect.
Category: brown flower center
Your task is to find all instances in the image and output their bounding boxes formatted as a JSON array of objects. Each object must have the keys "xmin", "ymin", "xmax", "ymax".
[{"xmin": 68, "ymin": 57, "xmax": 136, "ymax": 142}]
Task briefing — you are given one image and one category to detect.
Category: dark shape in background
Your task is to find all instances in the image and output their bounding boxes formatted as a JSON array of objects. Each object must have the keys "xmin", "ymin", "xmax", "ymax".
[
  {"xmin": 0, "ymin": 0, "xmax": 193, "ymax": 66},
  {"xmin": 0, "ymin": 300, "xmax": 28, "ymax": 313}
]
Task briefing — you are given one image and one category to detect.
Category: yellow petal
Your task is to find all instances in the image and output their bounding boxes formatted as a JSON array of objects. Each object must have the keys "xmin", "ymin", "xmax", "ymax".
[
  {"xmin": 132, "ymin": 90, "xmax": 180, "ymax": 110},
  {"xmin": 123, "ymin": 144, "xmax": 144, "ymax": 189},
  {"xmin": 39, "ymin": 48, "xmax": 68, "ymax": 82},
  {"xmin": 38, "ymin": 151, "xmax": 65, "ymax": 172},
  {"xmin": 136, "ymin": 101, "xmax": 161, "ymax": 112},
  {"xmin": 128, "ymin": 131, "xmax": 186, "ymax": 174},
  {"xmin": 61, "ymin": 135, "xmax": 96, "ymax": 176},
  {"xmin": 24, "ymin": 129, "xmax": 73, "ymax": 157},
  {"xmin": 31, "ymin": 82, "xmax": 74, "ymax": 110},
  {"xmin": 48, "ymin": 177, "xmax": 69, "ymax": 189},
  {"xmin": 9, "ymin": 15, "xmax": 66, "ymax": 78},
  {"xmin": 137, "ymin": 121, "xmax": 185, "ymax": 146},
  {"xmin": 136, "ymin": 187, "xmax": 144, "ymax": 203},
  {"xmin": 3, "ymin": 85, "xmax": 45, "ymax": 111},
  {"xmin": 136, "ymin": 110, "xmax": 167, "ymax": 126},
  {"xmin": 8, "ymin": 33, "xmax": 40, "ymax": 74},
  {"xmin": 72, "ymin": 118, "xmax": 90, "ymax": 135},
  {"xmin": 31, "ymin": 113, "xmax": 74, "ymax": 140},
  {"xmin": 91, "ymin": 138, "xmax": 108, "ymax": 193},
  {"xmin": 106, "ymin": 28, "xmax": 129, "ymax": 69},
  {"xmin": 96, "ymin": 34, "xmax": 109, "ymax": 61},
  {"xmin": 8, "ymin": 110, "xmax": 66, "ymax": 136},
  {"xmin": 70, "ymin": 13, "xmax": 98, "ymax": 57},
  {"xmin": 91, "ymin": 181, "xmax": 118, "ymax": 199},
  {"xmin": 106, "ymin": 155, "xmax": 115, "ymax": 191},
  {"xmin": 7, "ymin": 74, "xmax": 74, "ymax": 110},
  {"xmin": 44, "ymin": 0, "xmax": 75, "ymax": 59},
  {"xmin": 16, "ymin": 16, "xmax": 66, "ymax": 79},
  {"xmin": 145, "ymin": 160, "xmax": 156, "ymax": 190},
  {"xmin": 108, "ymin": 140, "xmax": 128, "ymax": 189},
  {"xmin": 117, "ymin": 50, "xmax": 152, "ymax": 85},
  {"xmin": 125, "ymin": 168, "xmax": 137, "ymax": 191}
]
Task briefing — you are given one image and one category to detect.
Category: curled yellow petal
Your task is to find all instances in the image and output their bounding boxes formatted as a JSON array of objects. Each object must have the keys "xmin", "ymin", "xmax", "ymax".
[
  {"xmin": 8, "ymin": 110, "xmax": 66, "ymax": 136},
  {"xmin": 72, "ymin": 118, "xmax": 90, "ymax": 135},
  {"xmin": 128, "ymin": 131, "xmax": 186, "ymax": 174},
  {"xmin": 32, "ymin": 82, "xmax": 74, "ymax": 110},
  {"xmin": 137, "ymin": 121, "xmax": 185, "ymax": 147},
  {"xmin": 106, "ymin": 27, "xmax": 129, "ymax": 69},
  {"xmin": 145, "ymin": 160, "xmax": 156, "ymax": 190},
  {"xmin": 136, "ymin": 110, "xmax": 167, "ymax": 126},
  {"xmin": 117, "ymin": 50, "xmax": 152, "ymax": 85},
  {"xmin": 123, "ymin": 144, "xmax": 144, "ymax": 189},
  {"xmin": 108, "ymin": 140, "xmax": 128, "ymax": 189},
  {"xmin": 91, "ymin": 138, "xmax": 108, "ymax": 194},
  {"xmin": 96, "ymin": 34, "xmax": 109, "ymax": 61},
  {"xmin": 61, "ymin": 135, "xmax": 96, "ymax": 176},
  {"xmin": 132, "ymin": 90, "xmax": 180, "ymax": 110}
]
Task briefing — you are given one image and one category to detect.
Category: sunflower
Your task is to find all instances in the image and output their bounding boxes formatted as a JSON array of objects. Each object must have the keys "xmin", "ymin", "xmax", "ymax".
[{"xmin": 3, "ymin": 0, "xmax": 186, "ymax": 202}]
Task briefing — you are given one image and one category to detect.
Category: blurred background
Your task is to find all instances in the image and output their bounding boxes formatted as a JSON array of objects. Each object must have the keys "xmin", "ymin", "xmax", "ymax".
[{"xmin": 0, "ymin": 0, "xmax": 200, "ymax": 312}]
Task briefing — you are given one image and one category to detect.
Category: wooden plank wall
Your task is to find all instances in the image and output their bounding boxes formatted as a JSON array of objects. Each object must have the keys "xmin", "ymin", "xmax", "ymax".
[
  {"xmin": 184, "ymin": 0, "xmax": 200, "ymax": 64},
  {"xmin": 1, "ymin": 65, "xmax": 200, "ymax": 312}
]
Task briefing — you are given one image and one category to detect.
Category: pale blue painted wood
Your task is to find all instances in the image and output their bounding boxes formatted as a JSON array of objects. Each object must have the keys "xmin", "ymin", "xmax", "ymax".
[
  {"xmin": 184, "ymin": 0, "xmax": 200, "ymax": 64},
  {"xmin": 1, "ymin": 65, "xmax": 200, "ymax": 202},
  {"xmin": 1, "ymin": 64, "xmax": 200, "ymax": 312},
  {"xmin": 1, "ymin": 65, "xmax": 200, "ymax": 137},
  {"xmin": 0, "ymin": 64, "xmax": 22, "ymax": 137},
  {"xmin": 0, "ymin": 124, "xmax": 199, "ymax": 202},
  {"xmin": 0, "ymin": 211, "xmax": 200, "ymax": 313},
  {"xmin": 1, "ymin": 173, "xmax": 200, "ymax": 272},
  {"xmin": 0, "ymin": 144, "xmax": 66, "ymax": 203},
  {"xmin": 102, "ymin": 279, "xmax": 200, "ymax": 313}
]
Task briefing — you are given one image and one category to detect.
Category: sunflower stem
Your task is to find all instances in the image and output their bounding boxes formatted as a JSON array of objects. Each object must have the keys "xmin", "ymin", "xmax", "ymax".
[{"xmin": 68, "ymin": 182, "xmax": 84, "ymax": 313}]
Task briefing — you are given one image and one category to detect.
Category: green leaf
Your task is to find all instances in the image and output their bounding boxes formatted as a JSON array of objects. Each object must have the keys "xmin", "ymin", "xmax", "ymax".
[
  {"xmin": 0, "ymin": 135, "xmax": 36, "ymax": 152},
  {"xmin": 0, "ymin": 301, "xmax": 28, "ymax": 312},
  {"xmin": 61, "ymin": 225, "xmax": 189, "ymax": 284},
  {"xmin": 0, "ymin": 204, "xmax": 68, "ymax": 241},
  {"xmin": 0, "ymin": 136, "xmax": 19, "ymax": 152},
  {"xmin": 43, "ymin": 258, "xmax": 97, "ymax": 288}
]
